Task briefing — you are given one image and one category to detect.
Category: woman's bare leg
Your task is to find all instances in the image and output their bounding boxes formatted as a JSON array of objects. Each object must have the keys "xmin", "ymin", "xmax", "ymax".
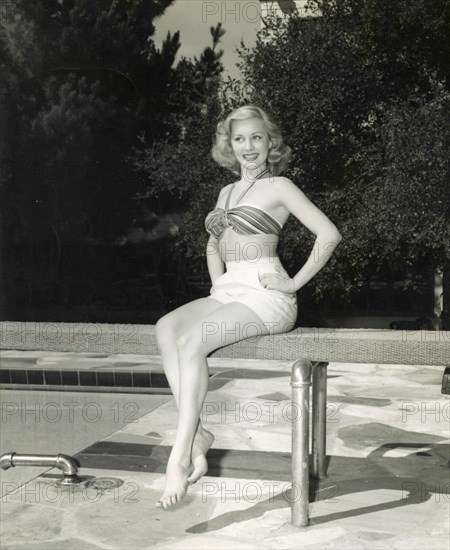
[
  {"xmin": 156, "ymin": 301, "xmax": 269, "ymax": 508},
  {"xmin": 155, "ymin": 298, "xmax": 223, "ymax": 485}
]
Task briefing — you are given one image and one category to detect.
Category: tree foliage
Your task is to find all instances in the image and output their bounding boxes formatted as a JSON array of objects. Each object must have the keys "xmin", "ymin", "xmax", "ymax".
[
  {"xmin": 2, "ymin": 0, "xmax": 449, "ymax": 320},
  {"xmin": 219, "ymin": 0, "xmax": 450, "ymax": 305},
  {"xmin": 0, "ymin": 0, "xmax": 185, "ymax": 243},
  {"xmin": 0, "ymin": 0, "xmax": 228, "ymax": 319},
  {"xmin": 128, "ymin": 23, "xmax": 228, "ymax": 258}
]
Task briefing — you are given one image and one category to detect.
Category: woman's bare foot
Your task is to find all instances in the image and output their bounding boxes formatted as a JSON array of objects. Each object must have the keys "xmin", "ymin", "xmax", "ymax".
[
  {"xmin": 156, "ymin": 460, "xmax": 194, "ymax": 509},
  {"xmin": 188, "ymin": 427, "xmax": 215, "ymax": 485}
]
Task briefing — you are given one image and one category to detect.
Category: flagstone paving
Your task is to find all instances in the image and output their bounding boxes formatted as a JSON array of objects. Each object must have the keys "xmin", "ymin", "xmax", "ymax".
[{"xmin": 0, "ymin": 351, "xmax": 448, "ymax": 549}]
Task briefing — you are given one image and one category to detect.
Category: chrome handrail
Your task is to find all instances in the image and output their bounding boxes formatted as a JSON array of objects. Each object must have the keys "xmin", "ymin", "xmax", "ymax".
[{"xmin": 0, "ymin": 452, "xmax": 82, "ymax": 484}]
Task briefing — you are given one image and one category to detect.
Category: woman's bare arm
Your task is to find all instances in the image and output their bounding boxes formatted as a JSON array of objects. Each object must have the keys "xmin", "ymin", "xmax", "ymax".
[
  {"xmin": 205, "ymin": 185, "xmax": 231, "ymax": 285},
  {"xmin": 277, "ymin": 177, "xmax": 342, "ymax": 292},
  {"xmin": 206, "ymin": 234, "xmax": 225, "ymax": 285}
]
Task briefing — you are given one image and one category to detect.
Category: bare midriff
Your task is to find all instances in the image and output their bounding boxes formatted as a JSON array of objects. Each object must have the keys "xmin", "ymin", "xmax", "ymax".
[{"xmin": 217, "ymin": 228, "xmax": 280, "ymax": 263}]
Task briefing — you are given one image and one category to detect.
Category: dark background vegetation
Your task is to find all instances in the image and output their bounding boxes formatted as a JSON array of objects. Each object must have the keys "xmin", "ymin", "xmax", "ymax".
[{"xmin": 1, "ymin": 0, "xmax": 449, "ymax": 327}]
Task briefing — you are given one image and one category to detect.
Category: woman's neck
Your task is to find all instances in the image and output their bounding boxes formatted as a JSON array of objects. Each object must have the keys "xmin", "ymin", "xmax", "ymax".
[{"xmin": 240, "ymin": 165, "xmax": 270, "ymax": 183}]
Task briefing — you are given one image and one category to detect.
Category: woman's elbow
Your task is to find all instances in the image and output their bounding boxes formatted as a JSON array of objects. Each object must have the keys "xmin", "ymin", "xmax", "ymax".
[
  {"xmin": 320, "ymin": 226, "xmax": 342, "ymax": 245},
  {"xmin": 334, "ymin": 230, "xmax": 343, "ymax": 244}
]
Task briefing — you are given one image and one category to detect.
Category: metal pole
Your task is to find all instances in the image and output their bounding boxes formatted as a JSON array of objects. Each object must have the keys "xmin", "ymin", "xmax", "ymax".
[
  {"xmin": 290, "ymin": 358, "xmax": 312, "ymax": 527},
  {"xmin": 312, "ymin": 362, "xmax": 328, "ymax": 479}
]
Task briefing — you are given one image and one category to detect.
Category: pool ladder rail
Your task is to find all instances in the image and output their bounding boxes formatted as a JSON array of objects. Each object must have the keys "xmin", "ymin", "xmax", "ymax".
[{"xmin": 0, "ymin": 452, "xmax": 82, "ymax": 485}]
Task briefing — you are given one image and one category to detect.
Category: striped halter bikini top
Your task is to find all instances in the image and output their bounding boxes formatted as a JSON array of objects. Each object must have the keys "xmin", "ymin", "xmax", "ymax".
[{"xmin": 205, "ymin": 169, "xmax": 283, "ymax": 240}]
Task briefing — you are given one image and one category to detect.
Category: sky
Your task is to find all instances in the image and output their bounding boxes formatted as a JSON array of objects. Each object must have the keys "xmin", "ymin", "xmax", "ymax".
[{"xmin": 152, "ymin": 0, "xmax": 263, "ymax": 80}]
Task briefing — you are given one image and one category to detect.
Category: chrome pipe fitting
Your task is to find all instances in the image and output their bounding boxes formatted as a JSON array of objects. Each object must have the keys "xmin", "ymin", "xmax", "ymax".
[{"xmin": 0, "ymin": 452, "xmax": 82, "ymax": 484}]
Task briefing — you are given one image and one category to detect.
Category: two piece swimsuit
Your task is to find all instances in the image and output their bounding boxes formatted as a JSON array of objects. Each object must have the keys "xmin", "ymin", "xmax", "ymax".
[{"xmin": 204, "ymin": 169, "xmax": 298, "ymax": 332}]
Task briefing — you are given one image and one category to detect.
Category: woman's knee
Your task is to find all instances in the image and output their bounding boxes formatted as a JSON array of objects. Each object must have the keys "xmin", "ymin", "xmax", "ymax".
[{"xmin": 175, "ymin": 331, "xmax": 206, "ymax": 360}]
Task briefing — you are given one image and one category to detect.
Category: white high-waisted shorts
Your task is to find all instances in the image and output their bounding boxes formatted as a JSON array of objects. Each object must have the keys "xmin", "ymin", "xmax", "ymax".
[{"xmin": 208, "ymin": 258, "xmax": 297, "ymax": 333}]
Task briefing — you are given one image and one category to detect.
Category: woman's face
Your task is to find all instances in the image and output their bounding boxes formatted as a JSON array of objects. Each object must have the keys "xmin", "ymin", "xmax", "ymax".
[{"xmin": 230, "ymin": 117, "xmax": 272, "ymax": 171}]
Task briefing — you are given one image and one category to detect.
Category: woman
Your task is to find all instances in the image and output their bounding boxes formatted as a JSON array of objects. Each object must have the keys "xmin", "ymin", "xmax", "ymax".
[{"xmin": 155, "ymin": 105, "xmax": 342, "ymax": 508}]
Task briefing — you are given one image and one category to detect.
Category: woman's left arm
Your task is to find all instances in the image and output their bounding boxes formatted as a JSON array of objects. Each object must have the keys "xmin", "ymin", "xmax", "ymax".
[{"xmin": 278, "ymin": 177, "xmax": 342, "ymax": 293}]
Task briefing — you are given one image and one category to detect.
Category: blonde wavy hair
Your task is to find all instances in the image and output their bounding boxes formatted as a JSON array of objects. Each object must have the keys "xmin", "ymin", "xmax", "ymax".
[{"xmin": 211, "ymin": 105, "xmax": 291, "ymax": 176}]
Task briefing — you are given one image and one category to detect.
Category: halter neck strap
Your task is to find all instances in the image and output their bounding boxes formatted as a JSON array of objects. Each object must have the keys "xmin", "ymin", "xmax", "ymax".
[{"xmin": 225, "ymin": 168, "xmax": 270, "ymax": 210}]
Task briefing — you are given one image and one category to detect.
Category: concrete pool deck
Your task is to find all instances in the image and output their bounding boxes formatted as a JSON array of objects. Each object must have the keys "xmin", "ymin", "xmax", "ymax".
[{"xmin": 0, "ymin": 351, "xmax": 449, "ymax": 549}]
